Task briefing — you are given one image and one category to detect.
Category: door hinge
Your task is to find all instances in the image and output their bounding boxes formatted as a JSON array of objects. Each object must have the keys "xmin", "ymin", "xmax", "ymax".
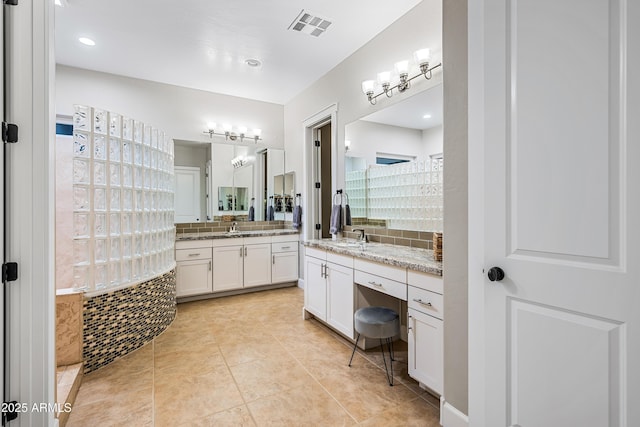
[
  {"xmin": 314, "ymin": 140, "xmax": 320, "ymax": 147},
  {"xmin": 2, "ymin": 401, "xmax": 19, "ymax": 424},
  {"xmin": 315, "ymin": 224, "xmax": 321, "ymax": 230},
  {"xmin": 3, "ymin": 0, "xmax": 18, "ymax": 6},
  {"xmin": 3, "ymin": 262, "xmax": 18, "ymax": 282},
  {"xmin": 2, "ymin": 122, "xmax": 18, "ymax": 143},
  {"xmin": 315, "ymin": 182, "xmax": 320, "ymax": 189}
]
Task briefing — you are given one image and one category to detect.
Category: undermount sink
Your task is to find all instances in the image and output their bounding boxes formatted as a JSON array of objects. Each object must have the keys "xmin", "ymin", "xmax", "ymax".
[{"xmin": 335, "ymin": 241, "xmax": 366, "ymax": 249}]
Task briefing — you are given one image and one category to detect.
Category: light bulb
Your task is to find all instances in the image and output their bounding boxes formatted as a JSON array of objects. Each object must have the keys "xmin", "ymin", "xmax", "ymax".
[
  {"xmin": 238, "ymin": 126, "xmax": 247, "ymax": 134},
  {"xmin": 222, "ymin": 124, "xmax": 232, "ymax": 132},
  {"xmin": 253, "ymin": 129, "xmax": 262, "ymax": 136},
  {"xmin": 377, "ymin": 71, "xmax": 391, "ymax": 85},
  {"xmin": 413, "ymin": 48, "xmax": 431, "ymax": 66},
  {"xmin": 361, "ymin": 80, "xmax": 375, "ymax": 94},
  {"xmin": 394, "ymin": 60, "xmax": 409, "ymax": 75},
  {"xmin": 207, "ymin": 122, "xmax": 216, "ymax": 131}
]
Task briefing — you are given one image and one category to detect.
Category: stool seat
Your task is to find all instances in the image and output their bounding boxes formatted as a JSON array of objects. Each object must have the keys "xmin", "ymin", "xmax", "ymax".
[
  {"xmin": 349, "ymin": 306, "xmax": 400, "ymax": 386},
  {"xmin": 354, "ymin": 306, "xmax": 400, "ymax": 339}
]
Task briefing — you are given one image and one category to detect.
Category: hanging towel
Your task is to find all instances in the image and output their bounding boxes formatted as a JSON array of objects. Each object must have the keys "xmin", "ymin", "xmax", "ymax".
[
  {"xmin": 344, "ymin": 204, "xmax": 352, "ymax": 226},
  {"xmin": 329, "ymin": 204, "xmax": 342, "ymax": 234},
  {"xmin": 267, "ymin": 205, "xmax": 275, "ymax": 221},
  {"xmin": 292, "ymin": 205, "xmax": 302, "ymax": 229},
  {"xmin": 248, "ymin": 206, "xmax": 255, "ymax": 221}
]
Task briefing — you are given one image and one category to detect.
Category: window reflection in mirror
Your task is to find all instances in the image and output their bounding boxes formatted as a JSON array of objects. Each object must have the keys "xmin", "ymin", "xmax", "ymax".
[{"xmin": 344, "ymin": 84, "xmax": 443, "ymax": 232}]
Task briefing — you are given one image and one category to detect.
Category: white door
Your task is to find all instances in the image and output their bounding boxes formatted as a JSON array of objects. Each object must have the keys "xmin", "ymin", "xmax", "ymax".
[
  {"xmin": 174, "ymin": 166, "xmax": 201, "ymax": 222},
  {"xmin": 469, "ymin": 1, "xmax": 639, "ymax": 426},
  {"xmin": 0, "ymin": 3, "xmax": 4, "ymax": 408}
]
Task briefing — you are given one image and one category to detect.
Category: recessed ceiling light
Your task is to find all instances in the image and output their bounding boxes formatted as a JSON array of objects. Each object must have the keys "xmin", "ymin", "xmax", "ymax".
[
  {"xmin": 54, "ymin": 0, "xmax": 68, "ymax": 6},
  {"xmin": 423, "ymin": 114, "xmax": 432, "ymax": 119},
  {"xmin": 79, "ymin": 37, "xmax": 96, "ymax": 46},
  {"xmin": 245, "ymin": 59, "xmax": 262, "ymax": 68}
]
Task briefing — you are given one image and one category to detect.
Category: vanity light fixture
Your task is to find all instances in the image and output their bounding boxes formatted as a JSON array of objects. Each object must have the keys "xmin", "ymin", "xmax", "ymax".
[
  {"xmin": 204, "ymin": 122, "xmax": 262, "ymax": 143},
  {"xmin": 362, "ymin": 48, "xmax": 442, "ymax": 105}
]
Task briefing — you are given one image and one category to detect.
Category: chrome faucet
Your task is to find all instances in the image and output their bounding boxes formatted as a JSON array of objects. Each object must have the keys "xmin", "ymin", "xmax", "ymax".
[
  {"xmin": 230, "ymin": 222, "xmax": 238, "ymax": 233},
  {"xmin": 354, "ymin": 229, "xmax": 367, "ymax": 242}
]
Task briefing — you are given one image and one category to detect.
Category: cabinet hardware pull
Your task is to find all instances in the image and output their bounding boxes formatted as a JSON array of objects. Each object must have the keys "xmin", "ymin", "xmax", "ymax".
[
  {"xmin": 272, "ymin": 255, "xmax": 275, "ymax": 265},
  {"xmin": 208, "ymin": 261, "xmax": 212, "ymax": 271},
  {"xmin": 367, "ymin": 281, "xmax": 383, "ymax": 287},
  {"xmin": 320, "ymin": 263, "xmax": 324, "ymax": 278},
  {"xmin": 281, "ymin": 246, "xmax": 290, "ymax": 249},
  {"xmin": 240, "ymin": 247, "xmax": 243, "ymax": 257},
  {"xmin": 244, "ymin": 247, "xmax": 248, "ymax": 256},
  {"xmin": 408, "ymin": 314, "xmax": 413, "ymax": 331},
  {"xmin": 188, "ymin": 253, "xmax": 200, "ymax": 257},
  {"xmin": 413, "ymin": 298, "xmax": 432, "ymax": 306}
]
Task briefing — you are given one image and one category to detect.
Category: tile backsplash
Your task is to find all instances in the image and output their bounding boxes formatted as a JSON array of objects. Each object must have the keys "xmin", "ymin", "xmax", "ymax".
[
  {"xmin": 175, "ymin": 220, "xmax": 288, "ymax": 235},
  {"xmin": 342, "ymin": 223, "xmax": 434, "ymax": 250}
]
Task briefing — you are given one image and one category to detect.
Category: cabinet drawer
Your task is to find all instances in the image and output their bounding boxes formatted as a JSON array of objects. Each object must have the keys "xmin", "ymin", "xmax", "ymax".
[
  {"xmin": 305, "ymin": 247, "xmax": 326, "ymax": 260},
  {"xmin": 175, "ymin": 239, "xmax": 213, "ymax": 250},
  {"xmin": 272, "ymin": 241, "xmax": 297, "ymax": 253},
  {"xmin": 326, "ymin": 252, "xmax": 353, "ymax": 268},
  {"xmin": 354, "ymin": 258, "xmax": 406, "ymax": 283},
  {"xmin": 408, "ymin": 270, "xmax": 443, "ymax": 294},
  {"xmin": 354, "ymin": 270, "xmax": 407, "ymax": 301},
  {"xmin": 272, "ymin": 234, "xmax": 299, "ymax": 243},
  {"xmin": 408, "ymin": 285, "xmax": 444, "ymax": 320},
  {"xmin": 176, "ymin": 248, "xmax": 212, "ymax": 262}
]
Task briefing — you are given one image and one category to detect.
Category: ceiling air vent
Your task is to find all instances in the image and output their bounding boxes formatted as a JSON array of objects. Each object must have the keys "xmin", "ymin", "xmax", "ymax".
[{"xmin": 287, "ymin": 9, "xmax": 332, "ymax": 37}]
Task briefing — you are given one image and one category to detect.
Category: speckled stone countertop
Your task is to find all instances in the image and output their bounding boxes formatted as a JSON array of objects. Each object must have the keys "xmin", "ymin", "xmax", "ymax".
[
  {"xmin": 304, "ymin": 239, "xmax": 442, "ymax": 276},
  {"xmin": 176, "ymin": 229, "xmax": 300, "ymax": 241}
]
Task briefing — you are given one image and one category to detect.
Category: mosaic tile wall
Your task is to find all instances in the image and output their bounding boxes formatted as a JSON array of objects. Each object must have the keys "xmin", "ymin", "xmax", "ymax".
[
  {"xmin": 175, "ymin": 220, "xmax": 286, "ymax": 235},
  {"xmin": 83, "ymin": 269, "xmax": 176, "ymax": 373}
]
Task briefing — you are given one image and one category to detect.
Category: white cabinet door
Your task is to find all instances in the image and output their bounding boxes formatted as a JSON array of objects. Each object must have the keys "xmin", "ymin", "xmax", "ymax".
[
  {"xmin": 408, "ymin": 308, "xmax": 442, "ymax": 395},
  {"xmin": 174, "ymin": 166, "xmax": 201, "ymax": 223},
  {"xmin": 326, "ymin": 262, "xmax": 354, "ymax": 339},
  {"xmin": 212, "ymin": 245, "xmax": 243, "ymax": 291},
  {"xmin": 243, "ymin": 243, "xmax": 272, "ymax": 288},
  {"xmin": 176, "ymin": 259, "xmax": 212, "ymax": 297},
  {"xmin": 304, "ymin": 255, "xmax": 326, "ymax": 321},
  {"xmin": 272, "ymin": 251, "xmax": 298, "ymax": 283}
]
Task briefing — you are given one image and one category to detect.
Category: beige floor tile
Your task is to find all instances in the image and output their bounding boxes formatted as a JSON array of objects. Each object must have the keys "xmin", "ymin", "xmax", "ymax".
[
  {"xmin": 357, "ymin": 398, "xmax": 441, "ymax": 427},
  {"xmin": 67, "ymin": 390, "xmax": 153, "ymax": 427},
  {"xmin": 184, "ymin": 405, "xmax": 256, "ymax": 427},
  {"xmin": 67, "ymin": 287, "xmax": 438, "ymax": 426},
  {"xmin": 246, "ymin": 382, "xmax": 356, "ymax": 427},
  {"xmin": 230, "ymin": 354, "xmax": 315, "ymax": 402},
  {"xmin": 154, "ymin": 372, "xmax": 245, "ymax": 426}
]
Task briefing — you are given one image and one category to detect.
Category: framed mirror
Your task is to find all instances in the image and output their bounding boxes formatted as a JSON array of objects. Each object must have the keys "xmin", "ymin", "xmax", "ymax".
[{"xmin": 344, "ymin": 83, "xmax": 443, "ymax": 231}]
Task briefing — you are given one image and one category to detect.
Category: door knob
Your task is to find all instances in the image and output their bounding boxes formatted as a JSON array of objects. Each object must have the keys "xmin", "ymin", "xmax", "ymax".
[{"xmin": 487, "ymin": 267, "xmax": 505, "ymax": 282}]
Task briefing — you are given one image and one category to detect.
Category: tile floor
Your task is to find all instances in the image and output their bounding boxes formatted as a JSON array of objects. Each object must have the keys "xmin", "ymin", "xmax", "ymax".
[{"xmin": 67, "ymin": 287, "xmax": 440, "ymax": 426}]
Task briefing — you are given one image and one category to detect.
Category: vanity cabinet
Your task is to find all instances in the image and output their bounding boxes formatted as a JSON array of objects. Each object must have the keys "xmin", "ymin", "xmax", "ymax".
[
  {"xmin": 271, "ymin": 238, "xmax": 299, "ymax": 283},
  {"xmin": 407, "ymin": 270, "xmax": 444, "ymax": 394},
  {"xmin": 212, "ymin": 236, "xmax": 272, "ymax": 291},
  {"xmin": 304, "ymin": 247, "xmax": 354, "ymax": 339},
  {"xmin": 175, "ymin": 242, "xmax": 213, "ymax": 297}
]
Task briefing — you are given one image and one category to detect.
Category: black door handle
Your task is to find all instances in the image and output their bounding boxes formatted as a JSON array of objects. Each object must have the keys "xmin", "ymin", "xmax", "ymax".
[{"xmin": 487, "ymin": 267, "xmax": 505, "ymax": 282}]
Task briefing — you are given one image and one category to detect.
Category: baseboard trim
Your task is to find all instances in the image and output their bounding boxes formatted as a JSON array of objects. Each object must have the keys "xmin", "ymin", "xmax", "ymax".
[{"xmin": 440, "ymin": 397, "xmax": 469, "ymax": 427}]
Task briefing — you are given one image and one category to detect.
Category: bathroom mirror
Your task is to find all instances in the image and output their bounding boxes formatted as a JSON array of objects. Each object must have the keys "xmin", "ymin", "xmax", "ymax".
[{"xmin": 344, "ymin": 83, "xmax": 443, "ymax": 231}]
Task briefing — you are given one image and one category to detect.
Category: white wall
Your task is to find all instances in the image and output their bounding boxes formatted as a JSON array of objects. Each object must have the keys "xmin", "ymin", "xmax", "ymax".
[
  {"xmin": 283, "ymin": 0, "xmax": 443, "ymax": 202},
  {"xmin": 56, "ymin": 65, "xmax": 285, "ymax": 147},
  {"xmin": 345, "ymin": 120, "xmax": 424, "ymax": 167},
  {"xmin": 423, "ymin": 124, "xmax": 444, "ymax": 157}
]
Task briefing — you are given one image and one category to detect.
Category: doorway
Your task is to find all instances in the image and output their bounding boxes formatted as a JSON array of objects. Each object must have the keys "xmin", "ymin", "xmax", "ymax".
[{"xmin": 316, "ymin": 122, "xmax": 332, "ymax": 239}]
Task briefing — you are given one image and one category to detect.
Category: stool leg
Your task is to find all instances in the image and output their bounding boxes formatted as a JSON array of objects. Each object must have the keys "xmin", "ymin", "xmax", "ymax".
[
  {"xmin": 380, "ymin": 338, "xmax": 394, "ymax": 386},
  {"xmin": 348, "ymin": 333, "xmax": 360, "ymax": 367},
  {"xmin": 387, "ymin": 337, "xmax": 395, "ymax": 361}
]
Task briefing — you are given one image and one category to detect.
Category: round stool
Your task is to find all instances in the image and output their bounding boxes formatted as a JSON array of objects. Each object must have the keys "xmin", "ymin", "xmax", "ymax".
[{"xmin": 348, "ymin": 306, "xmax": 400, "ymax": 386}]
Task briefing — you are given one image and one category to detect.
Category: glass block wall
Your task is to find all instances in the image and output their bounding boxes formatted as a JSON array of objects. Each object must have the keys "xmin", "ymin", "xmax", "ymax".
[
  {"xmin": 72, "ymin": 105, "xmax": 175, "ymax": 292},
  {"xmin": 345, "ymin": 158, "xmax": 443, "ymax": 232}
]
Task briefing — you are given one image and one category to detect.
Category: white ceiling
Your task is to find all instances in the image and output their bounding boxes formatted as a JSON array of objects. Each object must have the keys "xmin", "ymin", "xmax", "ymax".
[
  {"xmin": 55, "ymin": 0, "xmax": 423, "ymax": 105},
  {"xmin": 360, "ymin": 83, "xmax": 443, "ymax": 130}
]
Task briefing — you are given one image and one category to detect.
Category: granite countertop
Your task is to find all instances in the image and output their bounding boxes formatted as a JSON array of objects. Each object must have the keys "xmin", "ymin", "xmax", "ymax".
[
  {"xmin": 177, "ymin": 229, "xmax": 300, "ymax": 241},
  {"xmin": 304, "ymin": 239, "xmax": 442, "ymax": 276}
]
